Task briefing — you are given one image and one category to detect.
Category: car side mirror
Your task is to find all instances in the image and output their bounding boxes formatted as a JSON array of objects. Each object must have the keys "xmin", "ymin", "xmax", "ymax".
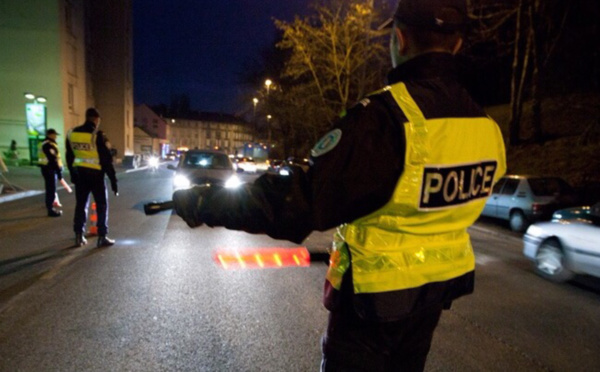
[{"xmin": 167, "ymin": 164, "xmax": 177, "ymax": 170}]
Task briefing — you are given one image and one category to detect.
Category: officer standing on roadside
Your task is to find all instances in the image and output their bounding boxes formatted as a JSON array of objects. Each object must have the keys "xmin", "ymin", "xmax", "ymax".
[
  {"xmin": 171, "ymin": 0, "xmax": 506, "ymax": 370},
  {"xmin": 66, "ymin": 108, "xmax": 118, "ymax": 248},
  {"xmin": 38, "ymin": 128, "xmax": 63, "ymax": 217}
]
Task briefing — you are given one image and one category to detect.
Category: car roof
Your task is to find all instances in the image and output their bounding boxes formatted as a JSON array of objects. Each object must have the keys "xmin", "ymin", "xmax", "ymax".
[{"xmin": 184, "ymin": 149, "xmax": 228, "ymax": 156}]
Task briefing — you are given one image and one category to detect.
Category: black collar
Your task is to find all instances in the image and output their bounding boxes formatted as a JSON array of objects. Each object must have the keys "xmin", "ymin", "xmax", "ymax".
[{"xmin": 386, "ymin": 52, "xmax": 459, "ymax": 85}]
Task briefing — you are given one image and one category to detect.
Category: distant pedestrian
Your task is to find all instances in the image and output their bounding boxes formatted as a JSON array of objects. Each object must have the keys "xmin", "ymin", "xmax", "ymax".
[
  {"xmin": 38, "ymin": 129, "xmax": 63, "ymax": 217},
  {"xmin": 66, "ymin": 108, "xmax": 118, "ymax": 248},
  {"xmin": 8, "ymin": 140, "xmax": 19, "ymax": 164}
]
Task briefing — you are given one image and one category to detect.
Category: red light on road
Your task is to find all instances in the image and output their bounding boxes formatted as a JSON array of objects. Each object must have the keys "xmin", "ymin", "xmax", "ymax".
[{"xmin": 212, "ymin": 247, "xmax": 310, "ymax": 270}]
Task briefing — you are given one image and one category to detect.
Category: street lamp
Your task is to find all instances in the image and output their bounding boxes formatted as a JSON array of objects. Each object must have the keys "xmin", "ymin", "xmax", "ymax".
[
  {"xmin": 265, "ymin": 79, "xmax": 272, "ymax": 95},
  {"xmin": 266, "ymin": 114, "xmax": 272, "ymax": 144}
]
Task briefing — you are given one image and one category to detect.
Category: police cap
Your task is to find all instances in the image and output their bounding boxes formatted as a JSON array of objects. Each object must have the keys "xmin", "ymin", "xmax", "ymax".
[
  {"xmin": 86, "ymin": 107, "xmax": 101, "ymax": 119},
  {"xmin": 46, "ymin": 128, "xmax": 59, "ymax": 135},
  {"xmin": 380, "ymin": 0, "xmax": 467, "ymax": 33}
]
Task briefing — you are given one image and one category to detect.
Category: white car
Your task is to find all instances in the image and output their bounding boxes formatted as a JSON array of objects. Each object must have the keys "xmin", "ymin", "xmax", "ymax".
[{"xmin": 523, "ymin": 216, "xmax": 600, "ymax": 282}]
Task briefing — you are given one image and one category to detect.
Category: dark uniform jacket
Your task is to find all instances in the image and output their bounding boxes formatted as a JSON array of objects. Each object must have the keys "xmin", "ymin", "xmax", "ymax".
[
  {"xmin": 65, "ymin": 121, "xmax": 117, "ymax": 185},
  {"xmin": 40, "ymin": 138, "xmax": 63, "ymax": 180},
  {"xmin": 196, "ymin": 52, "xmax": 493, "ymax": 320}
]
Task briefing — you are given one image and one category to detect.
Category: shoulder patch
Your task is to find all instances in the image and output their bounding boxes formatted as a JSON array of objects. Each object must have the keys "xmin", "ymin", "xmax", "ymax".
[{"xmin": 311, "ymin": 129, "xmax": 342, "ymax": 158}]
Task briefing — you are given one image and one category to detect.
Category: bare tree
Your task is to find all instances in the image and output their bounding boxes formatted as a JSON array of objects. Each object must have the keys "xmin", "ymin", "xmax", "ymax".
[
  {"xmin": 468, "ymin": 0, "xmax": 571, "ymax": 145},
  {"xmin": 268, "ymin": 0, "xmax": 390, "ymax": 153}
]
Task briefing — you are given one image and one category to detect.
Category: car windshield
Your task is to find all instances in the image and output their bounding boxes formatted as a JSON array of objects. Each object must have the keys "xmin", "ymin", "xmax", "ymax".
[
  {"xmin": 182, "ymin": 152, "xmax": 231, "ymax": 170},
  {"xmin": 528, "ymin": 178, "xmax": 573, "ymax": 196}
]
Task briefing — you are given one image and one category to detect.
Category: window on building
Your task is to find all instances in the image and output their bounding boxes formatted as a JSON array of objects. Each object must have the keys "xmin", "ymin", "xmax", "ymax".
[
  {"xmin": 68, "ymin": 84, "xmax": 74, "ymax": 112},
  {"xmin": 206, "ymin": 130, "xmax": 211, "ymax": 139}
]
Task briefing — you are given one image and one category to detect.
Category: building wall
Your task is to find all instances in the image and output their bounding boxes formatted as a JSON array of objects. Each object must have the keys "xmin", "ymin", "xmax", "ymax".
[
  {"xmin": 166, "ymin": 118, "xmax": 253, "ymax": 155},
  {"xmin": 0, "ymin": 0, "xmax": 132, "ymax": 162},
  {"xmin": 134, "ymin": 104, "xmax": 168, "ymax": 140},
  {"xmin": 0, "ymin": 0, "xmax": 64, "ymax": 158},
  {"xmin": 87, "ymin": 0, "xmax": 133, "ymax": 159}
]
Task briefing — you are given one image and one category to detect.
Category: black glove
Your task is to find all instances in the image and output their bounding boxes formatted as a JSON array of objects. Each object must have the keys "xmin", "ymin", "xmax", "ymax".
[
  {"xmin": 111, "ymin": 179, "xmax": 118, "ymax": 196},
  {"xmin": 172, "ymin": 185, "xmax": 211, "ymax": 228}
]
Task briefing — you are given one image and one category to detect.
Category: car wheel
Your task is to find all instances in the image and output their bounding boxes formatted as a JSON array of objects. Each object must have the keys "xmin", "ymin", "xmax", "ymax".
[
  {"xmin": 509, "ymin": 210, "xmax": 528, "ymax": 232},
  {"xmin": 534, "ymin": 239, "xmax": 574, "ymax": 283}
]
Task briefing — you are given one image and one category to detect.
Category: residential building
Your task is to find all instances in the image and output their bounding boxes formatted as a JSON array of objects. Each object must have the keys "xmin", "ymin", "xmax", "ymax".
[
  {"xmin": 133, "ymin": 104, "xmax": 169, "ymax": 157},
  {"xmin": 0, "ymin": 0, "xmax": 133, "ymax": 163},
  {"xmin": 166, "ymin": 112, "xmax": 254, "ymax": 156}
]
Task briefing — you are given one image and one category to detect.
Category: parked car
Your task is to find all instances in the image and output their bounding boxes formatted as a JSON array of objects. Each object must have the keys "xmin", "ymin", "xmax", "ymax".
[
  {"xmin": 523, "ymin": 211, "xmax": 600, "ymax": 282},
  {"xmin": 480, "ymin": 175, "xmax": 579, "ymax": 232},
  {"xmin": 233, "ymin": 157, "xmax": 257, "ymax": 173},
  {"xmin": 167, "ymin": 149, "xmax": 240, "ymax": 190},
  {"xmin": 552, "ymin": 202, "xmax": 600, "ymax": 223},
  {"xmin": 285, "ymin": 156, "xmax": 310, "ymax": 172}
]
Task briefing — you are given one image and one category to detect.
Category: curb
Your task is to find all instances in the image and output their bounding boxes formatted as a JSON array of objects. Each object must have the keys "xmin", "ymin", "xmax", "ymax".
[
  {"xmin": 0, "ymin": 190, "xmax": 44, "ymax": 204},
  {"xmin": 0, "ymin": 166, "xmax": 146, "ymax": 204}
]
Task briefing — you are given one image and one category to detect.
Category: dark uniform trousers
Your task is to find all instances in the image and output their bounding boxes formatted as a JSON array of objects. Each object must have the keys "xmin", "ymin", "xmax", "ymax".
[
  {"xmin": 40, "ymin": 166, "xmax": 57, "ymax": 212},
  {"xmin": 321, "ymin": 303, "xmax": 443, "ymax": 372},
  {"xmin": 73, "ymin": 167, "xmax": 108, "ymax": 236}
]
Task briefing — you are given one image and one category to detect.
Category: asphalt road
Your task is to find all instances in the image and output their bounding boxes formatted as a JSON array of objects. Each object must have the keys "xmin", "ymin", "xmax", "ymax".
[{"xmin": 0, "ymin": 165, "xmax": 599, "ymax": 371}]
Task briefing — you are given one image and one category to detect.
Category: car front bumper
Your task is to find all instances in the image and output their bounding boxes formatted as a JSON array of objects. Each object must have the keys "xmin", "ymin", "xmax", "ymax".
[{"xmin": 523, "ymin": 233, "xmax": 543, "ymax": 260}]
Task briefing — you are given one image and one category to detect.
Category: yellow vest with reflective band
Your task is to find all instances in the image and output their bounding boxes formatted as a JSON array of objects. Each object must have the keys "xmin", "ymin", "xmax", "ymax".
[
  {"xmin": 37, "ymin": 140, "xmax": 63, "ymax": 168},
  {"xmin": 326, "ymin": 82, "xmax": 507, "ymax": 294},
  {"xmin": 68, "ymin": 131, "xmax": 102, "ymax": 170}
]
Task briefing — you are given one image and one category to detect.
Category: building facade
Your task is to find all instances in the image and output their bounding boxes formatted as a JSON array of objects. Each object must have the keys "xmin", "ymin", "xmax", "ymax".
[
  {"xmin": 166, "ymin": 113, "xmax": 254, "ymax": 156},
  {"xmin": 0, "ymin": 0, "xmax": 133, "ymax": 163},
  {"xmin": 134, "ymin": 104, "xmax": 168, "ymax": 157}
]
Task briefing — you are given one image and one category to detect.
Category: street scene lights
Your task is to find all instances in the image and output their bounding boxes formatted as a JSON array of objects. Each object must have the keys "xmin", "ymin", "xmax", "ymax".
[
  {"xmin": 265, "ymin": 79, "xmax": 272, "ymax": 95},
  {"xmin": 24, "ymin": 92, "xmax": 47, "ymax": 103}
]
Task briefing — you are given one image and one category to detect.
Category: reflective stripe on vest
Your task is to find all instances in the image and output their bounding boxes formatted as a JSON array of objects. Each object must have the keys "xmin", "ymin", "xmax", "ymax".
[
  {"xmin": 326, "ymin": 82, "xmax": 507, "ymax": 294},
  {"xmin": 68, "ymin": 131, "xmax": 101, "ymax": 170},
  {"xmin": 37, "ymin": 140, "xmax": 63, "ymax": 168}
]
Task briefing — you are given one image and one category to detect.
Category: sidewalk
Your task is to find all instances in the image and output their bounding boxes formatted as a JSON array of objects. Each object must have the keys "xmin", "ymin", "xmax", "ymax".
[{"xmin": 0, "ymin": 164, "xmax": 141, "ymax": 204}]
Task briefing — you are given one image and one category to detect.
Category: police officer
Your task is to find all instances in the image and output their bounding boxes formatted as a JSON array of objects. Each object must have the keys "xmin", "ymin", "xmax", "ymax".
[
  {"xmin": 66, "ymin": 108, "xmax": 118, "ymax": 248},
  {"xmin": 172, "ymin": 0, "xmax": 507, "ymax": 370},
  {"xmin": 38, "ymin": 128, "xmax": 63, "ymax": 217}
]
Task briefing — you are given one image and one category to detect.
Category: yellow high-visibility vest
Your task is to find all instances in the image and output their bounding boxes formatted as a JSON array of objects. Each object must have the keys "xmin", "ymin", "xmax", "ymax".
[
  {"xmin": 68, "ymin": 131, "xmax": 101, "ymax": 170},
  {"xmin": 37, "ymin": 140, "xmax": 63, "ymax": 168},
  {"xmin": 326, "ymin": 82, "xmax": 507, "ymax": 294}
]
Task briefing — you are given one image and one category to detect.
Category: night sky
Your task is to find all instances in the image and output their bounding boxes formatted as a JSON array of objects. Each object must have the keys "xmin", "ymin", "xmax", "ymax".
[{"xmin": 133, "ymin": 0, "xmax": 313, "ymax": 115}]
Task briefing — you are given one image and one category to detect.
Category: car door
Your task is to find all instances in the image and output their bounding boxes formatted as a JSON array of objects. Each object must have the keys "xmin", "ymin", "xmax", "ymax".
[
  {"xmin": 495, "ymin": 178, "xmax": 521, "ymax": 220},
  {"xmin": 482, "ymin": 178, "xmax": 506, "ymax": 218},
  {"xmin": 564, "ymin": 221, "xmax": 600, "ymax": 277}
]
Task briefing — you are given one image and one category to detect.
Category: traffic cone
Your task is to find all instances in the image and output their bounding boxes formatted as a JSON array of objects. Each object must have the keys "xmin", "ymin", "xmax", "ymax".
[{"xmin": 88, "ymin": 202, "xmax": 98, "ymax": 236}]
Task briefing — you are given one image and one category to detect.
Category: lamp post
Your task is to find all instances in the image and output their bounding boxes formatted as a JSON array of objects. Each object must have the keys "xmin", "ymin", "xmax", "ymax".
[
  {"xmin": 265, "ymin": 79, "xmax": 272, "ymax": 95},
  {"xmin": 266, "ymin": 114, "xmax": 272, "ymax": 145},
  {"xmin": 252, "ymin": 97, "xmax": 259, "ymax": 142}
]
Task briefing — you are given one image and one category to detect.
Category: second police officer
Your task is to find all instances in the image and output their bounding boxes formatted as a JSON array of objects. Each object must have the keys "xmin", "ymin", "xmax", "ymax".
[
  {"xmin": 66, "ymin": 108, "xmax": 118, "ymax": 248},
  {"xmin": 38, "ymin": 128, "xmax": 63, "ymax": 217},
  {"xmin": 172, "ymin": 0, "xmax": 507, "ymax": 370}
]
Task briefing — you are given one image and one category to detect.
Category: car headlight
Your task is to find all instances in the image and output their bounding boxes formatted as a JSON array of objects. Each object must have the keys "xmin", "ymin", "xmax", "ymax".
[
  {"xmin": 525, "ymin": 224, "xmax": 544, "ymax": 237},
  {"xmin": 148, "ymin": 156, "xmax": 159, "ymax": 167},
  {"xmin": 224, "ymin": 175, "xmax": 242, "ymax": 189},
  {"xmin": 173, "ymin": 174, "xmax": 191, "ymax": 189}
]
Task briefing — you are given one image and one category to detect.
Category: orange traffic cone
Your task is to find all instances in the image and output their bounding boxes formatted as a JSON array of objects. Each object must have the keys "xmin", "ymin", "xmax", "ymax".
[{"xmin": 88, "ymin": 202, "xmax": 98, "ymax": 236}]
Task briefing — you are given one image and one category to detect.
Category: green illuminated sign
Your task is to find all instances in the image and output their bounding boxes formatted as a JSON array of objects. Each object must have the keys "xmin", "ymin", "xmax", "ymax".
[{"xmin": 25, "ymin": 103, "xmax": 47, "ymax": 137}]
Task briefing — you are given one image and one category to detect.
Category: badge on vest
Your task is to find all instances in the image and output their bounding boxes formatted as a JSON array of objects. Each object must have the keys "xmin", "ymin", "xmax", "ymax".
[
  {"xmin": 419, "ymin": 161, "xmax": 498, "ymax": 210},
  {"xmin": 311, "ymin": 129, "xmax": 342, "ymax": 157}
]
